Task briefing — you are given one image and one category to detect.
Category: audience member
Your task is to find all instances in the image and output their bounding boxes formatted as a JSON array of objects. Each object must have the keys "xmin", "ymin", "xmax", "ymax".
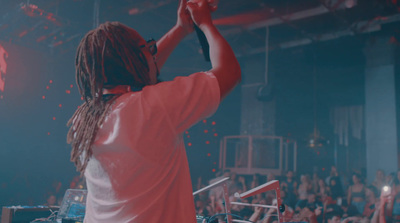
[
  {"xmin": 251, "ymin": 173, "xmax": 262, "ymax": 189},
  {"xmin": 372, "ymin": 169, "xmax": 385, "ymax": 195},
  {"xmin": 393, "ymin": 169, "xmax": 400, "ymax": 220},
  {"xmin": 347, "ymin": 173, "xmax": 367, "ymax": 215},
  {"xmin": 325, "ymin": 166, "xmax": 339, "ymax": 186},
  {"xmin": 329, "ymin": 176, "xmax": 344, "ymax": 202},
  {"xmin": 363, "ymin": 186, "xmax": 378, "ymax": 218},
  {"xmin": 281, "ymin": 170, "xmax": 298, "ymax": 208},
  {"xmin": 297, "ymin": 174, "xmax": 312, "ymax": 207}
]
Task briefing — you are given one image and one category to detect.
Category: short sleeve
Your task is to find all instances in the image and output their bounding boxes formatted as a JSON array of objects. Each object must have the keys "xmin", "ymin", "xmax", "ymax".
[{"xmin": 142, "ymin": 72, "xmax": 220, "ymax": 134}]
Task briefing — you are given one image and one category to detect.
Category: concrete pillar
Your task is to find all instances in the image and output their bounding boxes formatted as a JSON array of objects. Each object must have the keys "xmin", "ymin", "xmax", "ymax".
[{"xmin": 364, "ymin": 36, "xmax": 398, "ymax": 183}]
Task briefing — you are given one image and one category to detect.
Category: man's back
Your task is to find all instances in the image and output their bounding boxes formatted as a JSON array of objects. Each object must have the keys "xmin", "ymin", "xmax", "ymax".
[{"xmin": 83, "ymin": 72, "xmax": 220, "ymax": 223}]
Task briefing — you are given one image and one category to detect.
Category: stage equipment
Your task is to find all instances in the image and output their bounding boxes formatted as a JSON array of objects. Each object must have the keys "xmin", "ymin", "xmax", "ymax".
[
  {"xmin": 257, "ymin": 27, "xmax": 274, "ymax": 102},
  {"xmin": 193, "ymin": 177, "xmax": 231, "ymax": 223},
  {"xmin": 233, "ymin": 180, "xmax": 284, "ymax": 223},
  {"xmin": 26, "ymin": 189, "xmax": 87, "ymax": 223},
  {"xmin": 220, "ymin": 135, "xmax": 297, "ymax": 175},
  {"xmin": 306, "ymin": 58, "xmax": 329, "ymax": 149},
  {"xmin": 1, "ymin": 206, "xmax": 59, "ymax": 223}
]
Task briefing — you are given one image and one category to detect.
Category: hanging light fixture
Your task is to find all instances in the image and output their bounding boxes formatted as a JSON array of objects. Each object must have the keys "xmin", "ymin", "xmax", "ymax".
[{"xmin": 307, "ymin": 54, "xmax": 329, "ymax": 148}]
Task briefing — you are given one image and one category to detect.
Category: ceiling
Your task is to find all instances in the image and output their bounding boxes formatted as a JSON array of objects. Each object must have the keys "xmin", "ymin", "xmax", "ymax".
[{"xmin": 0, "ymin": 0, "xmax": 399, "ymax": 56}]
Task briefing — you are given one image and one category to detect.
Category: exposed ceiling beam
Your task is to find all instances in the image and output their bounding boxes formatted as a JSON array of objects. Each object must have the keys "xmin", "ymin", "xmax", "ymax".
[
  {"xmin": 192, "ymin": 5, "xmax": 330, "ymax": 42},
  {"xmin": 235, "ymin": 13, "xmax": 400, "ymax": 57},
  {"xmin": 186, "ymin": 5, "xmax": 331, "ymax": 42},
  {"xmin": 247, "ymin": 5, "xmax": 329, "ymax": 30}
]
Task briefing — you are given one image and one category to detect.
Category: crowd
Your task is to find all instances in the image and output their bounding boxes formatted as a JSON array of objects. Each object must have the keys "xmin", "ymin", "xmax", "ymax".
[
  {"xmin": 193, "ymin": 167, "xmax": 399, "ymax": 223},
  {"xmin": 3, "ymin": 167, "xmax": 397, "ymax": 223}
]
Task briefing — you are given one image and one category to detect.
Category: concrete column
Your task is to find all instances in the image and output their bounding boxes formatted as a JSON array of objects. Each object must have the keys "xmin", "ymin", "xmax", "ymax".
[{"xmin": 364, "ymin": 36, "xmax": 398, "ymax": 183}]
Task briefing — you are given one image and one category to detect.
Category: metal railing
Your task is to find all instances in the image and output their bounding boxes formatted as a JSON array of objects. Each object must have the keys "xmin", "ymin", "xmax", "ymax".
[{"xmin": 220, "ymin": 135, "xmax": 297, "ymax": 175}]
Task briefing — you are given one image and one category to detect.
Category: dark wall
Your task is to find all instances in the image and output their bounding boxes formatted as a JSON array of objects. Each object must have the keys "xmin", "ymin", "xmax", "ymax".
[
  {"xmin": 271, "ymin": 36, "xmax": 366, "ymax": 175},
  {"xmin": 0, "ymin": 42, "xmax": 79, "ymax": 206}
]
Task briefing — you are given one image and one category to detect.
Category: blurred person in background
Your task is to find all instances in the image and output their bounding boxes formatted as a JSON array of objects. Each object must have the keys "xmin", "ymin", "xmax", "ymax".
[
  {"xmin": 296, "ymin": 174, "xmax": 312, "ymax": 207},
  {"xmin": 330, "ymin": 176, "xmax": 344, "ymax": 204},
  {"xmin": 326, "ymin": 166, "xmax": 339, "ymax": 186},
  {"xmin": 362, "ymin": 186, "xmax": 378, "ymax": 219},
  {"xmin": 251, "ymin": 173, "xmax": 262, "ymax": 189},
  {"xmin": 347, "ymin": 173, "xmax": 367, "ymax": 215},
  {"xmin": 312, "ymin": 172, "xmax": 321, "ymax": 194},
  {"xmin": 372, "ymin": 169, "xmax": 385, "ymax": 196},
  {"xmin": 281, "ymin": 170, "xmax": 298, "ymax": 208}
]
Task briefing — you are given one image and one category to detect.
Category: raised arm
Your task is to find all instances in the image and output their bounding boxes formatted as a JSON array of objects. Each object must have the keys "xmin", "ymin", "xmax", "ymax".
[
  {"xmin": 187, "ymin": 0, "xmax": 241, "ymax": 100},
  {"xmin": 248, "ymin": 207, "xmax": 263, "ymax": 222}
]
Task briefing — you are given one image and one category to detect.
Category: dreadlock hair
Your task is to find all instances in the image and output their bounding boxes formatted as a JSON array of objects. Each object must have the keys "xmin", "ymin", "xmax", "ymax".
[{"xmin": 67, "ymin": 21, "xmax": 152, "ymax": 174}]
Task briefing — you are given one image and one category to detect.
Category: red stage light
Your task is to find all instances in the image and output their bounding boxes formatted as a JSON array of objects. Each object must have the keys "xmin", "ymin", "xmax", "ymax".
[
  {"xmin": 214, "ymin": 133, "xmax": 218, "ymax": 137},
  {"xmin": 0, "ymin": 44, "xmax": 8, "ymax": 92},
  {"xmin": 204, "ymin": 130, "xmax": 208, "ymax": 133},
  {"xmin": 47, "ymin": 132, "xmax": 50, "ymax": 135},
  {"xmin": 19, "ymin": 30, "xmax": 28, "ymax": 38},
  {"xmin": 42, "ymin": 96, "xmax": 45, "ymax": 99},
  {"xmin": 212, "ymin": 121, "xmax": 216, "ymax": 125},
  {"xmin": 203, "ymin": 120, "xmax": 207, "ymax": 123},
  {"xmin": 188, "ymin": 143, "xmax": 192, "ymax": 147},
  {"xmin": 70, "ymin": 84, "xmax": 73, "ymax": 88},
  {"xmin": 129, "ymin": 8, "xmax": 140, "ymax": 15},
  {"xmin": 37, "ymin": 36, "xmax": 47, "ymax": 42},
  {"xmin": 49, "ymin": 80, "xmax": 53, "ymax": 84},
  {"xmin": 187, "ymin": 135, "xmax": 190, "ymax": 138},
  {"xmin": 59, "ymin": 104, "xmax": 62, "ymax": 108},
  {"xmin": 207, "ymin": 153, "xmax": 211, "ymax": 156},
  {"xmin": 53, "ymin": 41, "xmax": 63, "ymax": 47},
  {"xmin": 52, "ymin": 117, "xmax": 56, "ymax": 120},
  {"xmin": 212, "ymin": 169, "xmax": 216, "ymax": 172},
  {"xmin": 66, "ymin": 90, "xmax": 71, "ymax": 94},
  {"xmin": 206, "ymin": 141, "xmax": 210, "ymax": 144},
  {"xmin": 46, "ymin": 86, "xmax": 49, "ymax": 89}
]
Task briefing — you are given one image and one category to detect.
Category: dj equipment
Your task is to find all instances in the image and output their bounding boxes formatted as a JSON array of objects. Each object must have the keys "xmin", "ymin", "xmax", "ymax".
[
  {"xmin": 196, "ymin": 215, "xmax": 206, "ymax": 223},
  {"xmin": 1, "ymin": 206, "xmax": 59, "ymax": 223},
  {"xmin": 1, "ymin": 189, "xmax": 87, "ymax": 223}
]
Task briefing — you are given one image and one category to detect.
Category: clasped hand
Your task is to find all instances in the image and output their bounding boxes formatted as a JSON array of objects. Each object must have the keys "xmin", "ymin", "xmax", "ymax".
[{"xmin": 176, "ymin": 0, "xmax": 218, "ymax": 35}]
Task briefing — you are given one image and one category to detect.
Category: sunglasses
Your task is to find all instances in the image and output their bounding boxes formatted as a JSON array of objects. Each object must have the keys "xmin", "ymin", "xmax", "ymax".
[{"xmin": 140, "ymin": 38, "xmax": 157, "ymax": 56}]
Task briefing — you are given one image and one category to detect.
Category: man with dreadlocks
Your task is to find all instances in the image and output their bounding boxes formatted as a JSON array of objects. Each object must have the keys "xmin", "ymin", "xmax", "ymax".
[{"xmin": 67, "ymin": 0, "xmax": 240, "ymax": 222}]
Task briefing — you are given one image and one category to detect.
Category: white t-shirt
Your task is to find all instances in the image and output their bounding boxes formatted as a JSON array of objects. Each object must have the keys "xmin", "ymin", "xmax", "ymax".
[{"xmin": 83, "ymin": 72, "xmax": 220, "ymax": 223}]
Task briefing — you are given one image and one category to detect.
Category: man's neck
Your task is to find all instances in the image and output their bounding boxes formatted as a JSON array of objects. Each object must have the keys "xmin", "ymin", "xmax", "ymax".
[{"xmin": 103, "ymin": 85, "xmax": 131, "ymax": 95}]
